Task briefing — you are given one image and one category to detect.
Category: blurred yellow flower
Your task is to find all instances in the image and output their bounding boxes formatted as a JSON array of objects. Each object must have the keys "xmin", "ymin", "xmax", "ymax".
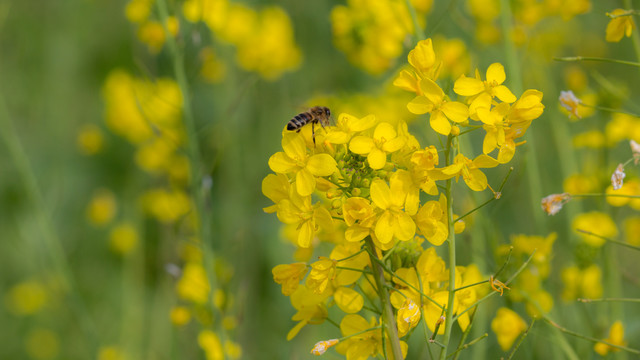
[
  {"xmin": 272, "ymin": 262, "xmax": 308, "ymax": 296},
  {"xmin": 491, "ymin": 307, "xmax": 527, "ymax": 351},
  {"xmin": 77, "ymin": 124, "xmax": 104, "ymax": 155},
  {"xmin": 125, "ymin": 0, "xmax": 151, "ymax": 23},
  {"xmin": 572, "ymin": 212, "xmax": 618, "ymax": 247},
  {"xmin": 109, "ymin": 222, "xmax": 139, "ymax": 256},
  {"xmin": 606, "ymin": 9, "xmax": 635, "ymax": 42},
  {"xmin": 624, "ymin": 216, "xmax": 640, "ymax": 246},
  {"xmin": 176, "ymin": 262, "xmax": 210, "ymax": 305},
  {"xmin": 5, "ymin": 280, "xmax": 48, "ymax": 315},
  {"xmin": 199, "ymin": 47, "xmax": 226, "ymax": 83},
  {"xmin": 561, "ymin": 264, "xmax": 603, "ymax": 301},
  {"xmin": 97, "ymin": 346, "xmax": 127, "ymax": 360},
  {"xmin": 563, "ymin": 174, "xmax": 598, "ymax": 194},
  {"xmin": 573, "ymin": 130, "xmax": 605, "ymax": 148},
  {"xmin": 142, "ymin": 188, "xmax": 191, "ymax": 223},
  {"xmin": 87, "ymin": 189, "xmax": 117, "ymax": 226},
  {"xmin": 198, "ymin": 330, "xmax": 224, "ymax": 360},
  {"xmin": 25, "ymin": 328, "xmax": 59, "ymax": 360},
  {"xmin": 170, "ymin": 306, "xmax": 191, "ymax": 326},
  {"xmin": 594, "ymin": 321, "xmax": 627, "ymax": 355}
]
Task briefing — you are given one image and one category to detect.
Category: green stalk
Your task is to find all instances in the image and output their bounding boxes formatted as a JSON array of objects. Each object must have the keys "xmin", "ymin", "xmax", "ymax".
[
  {"xmin": 554, "ymin": 56, "xmax": 640, "ymax": 67},
  {"xmin": 624, "ymin": 0, "xmax": 640, "ymax": 77},
  {"xmin": 404, "ymin": 0, "xmax": 425, "ymax": 41},
  {"xmin": 365, "ymin": 237, "xmax": 403, "ymax": 360},
  {"xmin": 0, "ymin": 96, "xmax": 98, "ymax": 350},
  {"xmin": 156, "ymin": 0, "xmax": 225, "ymax": 343},
  {"xmin": 499, "ymin": 0, "xmax": 545, "ymax": 232},
  {"xmin": 438, "ymin": 135, "xmax": 456, "ymax": 360}
]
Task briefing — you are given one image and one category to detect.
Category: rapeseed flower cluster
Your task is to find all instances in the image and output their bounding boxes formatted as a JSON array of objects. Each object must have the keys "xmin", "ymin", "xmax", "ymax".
[
  {"xmin": 182, "ymin": 0, "xmax": 301, "ymax": 80},
  {"xmin": 331, "ymin": 0, "xmax": 433, "ymax": 74},
  {"xmin": 264, "ymin": 38, "xmax": 543, "ymax": 357}
]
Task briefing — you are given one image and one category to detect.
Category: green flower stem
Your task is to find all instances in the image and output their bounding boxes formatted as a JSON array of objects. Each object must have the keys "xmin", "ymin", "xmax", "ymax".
[
  {"xmin": 578, "ymin": 298, "xmax": 640, "ymax": 303},
  {"xmin": 404, "ymin": 0, "xmax": 425, "ymax": 41},
  {"xmin": 450, "ymin": 310, "xmax": 476, "ymax": 360},
  {"xmin": 0, "ymin": 96, "xmax": 98, "ymax": 349},
  {"xmin": 453, "ymin": 250, "xmax": 536, "ymax": 323},
  {"xmin": 156, "ymin": 0, "xmax": 224, "ymax": 341},
  {"xmin": 439, "ymin": 135, "xmax": 456, "ymax": 360},
  {"xmin": 571, "ymin": 193, "xmax": 640, "ymax": 199},
  {"xmin": 364, "ymin": 237, "xmax": 403, "ymax": 360},
  {"xmin": 453, "ymin": 167, "xmax": 513, "ymax": 222},
  {"xmin": 579, "ymin": 103, "xmax": 640, "ymax": 118},
  {"xmin": 338, "ymin": 325, "xmax": 382, "ymax": 342},
  {"xmin": 553, "ymin": 56, "xmax": 640, "ymax": 67},
  {"xmin": 336, "ymin": 248, "xmax": 367, "ymax": 262},
  {"xmin": 543, "ymin": 317, "xmax": 640, "ymax": 355},
  {"xmin": 624, "ymin": 0, "xmax": 640, "ymax": 77},
  {"xmin": 449, "ymin": 333, "xmax": 488, "ymax": 359},
  {"xmin": 575, "ymin": 229, "xmax": 640, "ymax": 251},
  {"xmin": 499, "ymin": 0, "xmax": 545, "ymax": 233},
  {"xmin": 505, "ymin": 319, "xmax": 535, "ymax": 360},
  {"xmin": 368, "ymin": 251, "xmax": 444, "ymax": 310}
]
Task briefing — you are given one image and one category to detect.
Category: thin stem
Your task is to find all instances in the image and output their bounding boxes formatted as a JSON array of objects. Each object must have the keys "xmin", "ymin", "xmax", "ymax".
[
  {"xmin": 554, "ymin": 56, "xmax": 640, "ymax": 67},
  {"xmin": 439, "ymin": 134, "xmax": 456, "ymax": 360},
  {"xmin": 579, "ymin": 103, "xmax": 640, "ymax": 118},
  {"xmin": 571, "ymin": 193, "xmax": 640, "ymax": 199},
  {"xmin": 404, "ymin": 0, "xmax": 425, "ymax": 41},
  {"xmin": 578, "ymin": 298, "xmax": 640, "ymax": 303},
  {"xmin": 0, "ymin": 96, "xmax": 98, "ymax": 349},
  {"xmin": 448, "ymin": 333, "xmax": 488, "ymax": 359},
  {"xmin": 505, "ymin": 319, "xmax": 535, "ymax": 360},
  {"xmin": 364, "ymin": 237, "xmax": 403, "ymax": 360},
  {"xmin": 576, "ymin": 229, "xmax": 640, "ymax": 251},
  {"xmin": 543, "ymin": 317, "xmax": 640, "ymax": 355},
  {"xmin": 451, "ymin": 310, "xmax": 476, "ymax": 360},
  {"xmin": 453, "ymin": 167, "xmax": 513, "ymax": 222}
]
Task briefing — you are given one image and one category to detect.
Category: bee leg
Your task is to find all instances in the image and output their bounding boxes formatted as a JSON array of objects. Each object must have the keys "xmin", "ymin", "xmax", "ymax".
[{"xmin": 312, "ymin": 121, "xmax": 316, "ymax": 147}]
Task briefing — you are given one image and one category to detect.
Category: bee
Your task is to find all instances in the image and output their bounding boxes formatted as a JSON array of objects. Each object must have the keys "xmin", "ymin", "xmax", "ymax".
[{"xmin": 287, "ymin": 106, "xmax": 331, "ymax": 145}]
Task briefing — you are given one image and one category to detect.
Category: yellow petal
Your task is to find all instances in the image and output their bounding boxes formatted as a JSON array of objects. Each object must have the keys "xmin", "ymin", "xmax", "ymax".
[
  {"xmin": 345, "ymin": 225, "xmax": 370, "ymax": 242},
  {"xmin": 419, "ymin": 78, "xmax": 445, "ymax": 105},
  {"xmin": 393, "ymin": 69, "xmax": 420, "ymax": 93},
  {"xmin": 282, "ymin": 132, "xmax": 306, "ymax": 160},
  {"xmin": 306, "ymin": 154, "xmax": 337, "ymax": 176},
  {"xmin": 498, "ymin": 141, "xmax": 516, "ymax": 164},
  {"xmin": 367, "ymin": 148, "xmax": 387, "ymax": 169},
  {"xmin": 349, "ymin": 136, "xmax": 375, "ymax": 154},
  {"xmin": 375, "ymin": 211, "xmax": 395, "ymax": 244},
  {"xmin": 296, "ymin": 168, "xmax": 316, "ymax": 196},
  {"xmin": 453, "ymin": 75, "xmax": 484, "ymax": 96},
  {"xmin": 382, "ymin": 137, "xmax": 406, "ymax": 153},
  {"xmin": 370, "ymin": 179, "xmax": 391, "ymax": 209},
  {"xmin": 473, "ymin": 154, "xmax": 500, "ymax": 168},
  {"xmin": 268, "ymin": 152, "xmax": 297, "ymax": 173},
  {"xmin": 407, "ymin": 96, "xmax": 433, "ymax": 114},
  {"xmin": 441, "ymin": 102, "xmax": 469, "ymax": 123},
  {"xmin": 373, "ymin": 122, "xmax": 397, "ymax": 141},
  {"xmin": 395, "ymin": 212, "xmax": 416, "ymax": 241},
  {"xmin": 334, "ymin": 287, "xmax": 364, "ymax": 313},
  {"xmin": 486, "ymin": 63, "xmax": 506, "ymax": 84},
  {"xmin": 408, "ymin": 38, "xmax": 436, "ymax": 73},
  {"xmin": 465, "ymin": 168, "xmax": 488, "ymax": 191},
  {"xmin": 430, "ymin": 111, "xmax": 451, "ymax": 135},
  {"xmin": 297, "ymin": 220, "xmax": 314, "ymax": 248},
  {"xmin": 494, "ymin": 85, "xmax": 517, "ymax": 103},
  {"xmin": 348, "ymin": 114, "xmax": 377, "ymax": 132}
]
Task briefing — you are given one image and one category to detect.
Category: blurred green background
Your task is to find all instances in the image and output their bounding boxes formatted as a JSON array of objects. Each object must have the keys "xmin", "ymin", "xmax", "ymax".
[{"xmin": 1, "ymin": 0, "xmax": 639, "ymax": 359}]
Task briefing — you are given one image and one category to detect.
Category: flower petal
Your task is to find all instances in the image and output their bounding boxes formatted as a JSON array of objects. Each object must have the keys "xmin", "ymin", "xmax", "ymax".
[
  {"xmin": 441, "ymin": 102, "xmax": 469, "ymax": 123},
  {"xmin": 349, "ymin": 136, "xmax": 375, "ymax": 154},
  {"xmin": 430, "ymin": 111, "xmax": 452, "ymax": 135},
  {"xmin": 370, "ymin": 179, "xmax": 391, "ymax": 209},
  {"xmin": 407, "ymin": 96, "xmax": 433, "ymax": 115},
  {"xmin": 282, "ymin": 132, "xmax": 307, "ymax": 160},
  {"xmin": 367, "ymin": 148, "xmax": 387, "ymax": 170},
  {"xmin": 375, "ymin": 211, "xmax": 395, "ymax": 244},
  {"xmin": 395, "ymin": 212, "xmax": 416, "ymax": 241},
  {"xmin": 393, "ymin": 69, "xmax": 420, "ymax": 94},
  {"xmin": 486, "ymin": 63, "xmax": 506, "ymax": 84},
  {"xmin": 306, "ymin": 154, "xmax": 337, "ymax": 176},
  {"xmin": 268, "ymin": 152, "xmax": 298, "ymax": 173},
  {"xmin": 296, "ymin": 168, "xmax": 316, "ymax": 196},
  {"xmin": 494, "ymin": 85, "xmax": 517, "ymax": 103},
  {"xmin": 453, "ymin": 75, "xmax": 484, "ymax": 96}
]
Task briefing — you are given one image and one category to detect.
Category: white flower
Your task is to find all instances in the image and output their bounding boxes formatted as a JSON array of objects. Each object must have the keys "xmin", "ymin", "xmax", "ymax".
[
  {"xmin": 559, "ymin": 90, "xmax": 581, "ymax": 119},
  {"xmin": 611, "ymin": 164, "xmax": 625, "ymax": 190}
]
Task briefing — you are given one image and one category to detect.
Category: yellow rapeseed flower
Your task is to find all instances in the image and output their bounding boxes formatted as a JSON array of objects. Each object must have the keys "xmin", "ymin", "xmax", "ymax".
[
  {"xmin": 170, "ymin": 306, "xmax": 192, "ymax": 326},
  {"xmin": 198, "ymin": 330, "xmax": 224, "ymax": 360},
  {"xmin": 25, "ymin": 328, "xmax": 59, "ymax": 360},
  {"xmin": 407, "ymin": 78, "xmax": 469, "ymax": 135},
  {"xmin": 272, "ymin": 262, "xmax": 308, "ymax": 296},
  {"xmin": 572, "ymin": 212, "xmax": 618, "ymax": 247},
  {"xmin": 86, "ymin": 189, "xmax": 117, "ymax": 227},
  {"xmin": 109, "ymin": 222, "xmax": 139, "ymax": 256},
  {"xmin": 370, "ymin": 172, "xmax": 416, "ymax": 248},
  {"xmin": 269, "ymin": 133, "xmax": 337, "ymax": 196},
  {"xmin": 77, "ymin": 124, "xmax": 104, "ymax": 155},
  {"xmin": 349, "ymin": 122, "xmax": 406, "ymax": 169},
  {"xmin": 491, "ymin": 307, "xmax": 527, "ymax": 351},
  {"xmin": 606, "ymin": 9, "xmax": 635, "ymax": 42},
  {"xmin": 594, "ymin": 321, "xmax": 627, "ymax": 355}
]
